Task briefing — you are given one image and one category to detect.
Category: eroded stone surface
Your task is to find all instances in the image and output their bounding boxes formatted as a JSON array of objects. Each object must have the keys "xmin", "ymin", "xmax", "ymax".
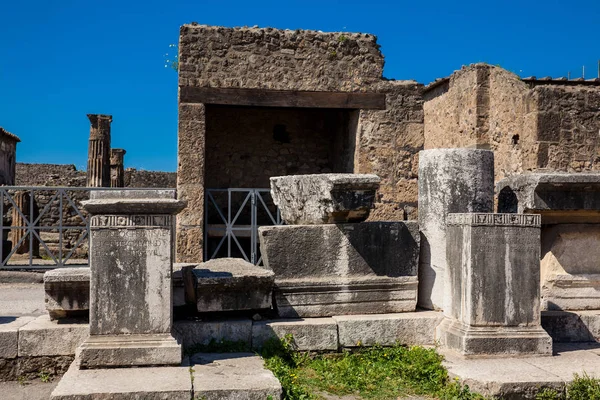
[
  {"xmin": 172, "ymin": 319, "xmax": 252, "ymax": 350},
  {"xmin": 252, "ymin": 318, "xmax": 339, "ymax": 351},
  {"xmin": 437, "ymin": 213, "xmax": 552, "ymax": 357},
  {"xmin": 191, "ymin": 353, "xmax": 282, "ymax": 400},
  {"xmin": 44, "ymin": 268, "xmax": 90, "ymax": 320},
  {"xmin": 270, "ymin": 174, "xmax": 380, "ymax": 225},
  {"xmin": 18, "ymin": 315, "xmax": 88, "ymax": 357},
  {"xmin": 183, "ymin": 258, "xmax": 274, "ymax": 312},
  {"xmin": 418, "ymin": 148, "xmax": 494, "ymax": 310},
  {"xmin": 260, "ymin": 221, "xmax": 419, "ymax": 317},
  {"xmin": 334, "ymin": 311, "xmax": 443, "ymax": 347}
]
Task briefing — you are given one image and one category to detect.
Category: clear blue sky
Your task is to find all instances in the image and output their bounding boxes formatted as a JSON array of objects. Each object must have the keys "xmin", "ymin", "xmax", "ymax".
[{"xmin": 1, "ymin": 0, "xmax": 598, "ymax": 172}]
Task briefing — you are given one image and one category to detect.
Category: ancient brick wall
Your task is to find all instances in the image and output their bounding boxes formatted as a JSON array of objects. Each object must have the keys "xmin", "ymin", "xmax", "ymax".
[
  {"xmin": 423, "ymin": 64, "xmax": 600, "ymax": 184},
  {"xmin": 357, "ymin": 80, "xmax": 424, "ymax": 220},
  {"xmin": 178, "ymin": 25, "xmax": 383, "ymax": 92},
  {"xmin": 532, "ymin": 84, "xmax": 600, "ymax": 172},
  {"xmin": 124, "ymin": 168, "xmax": 176, "ymax": 188}
]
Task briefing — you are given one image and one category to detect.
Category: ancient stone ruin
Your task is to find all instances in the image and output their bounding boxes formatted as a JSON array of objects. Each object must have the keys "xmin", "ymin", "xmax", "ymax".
[{"xmin": 2, "ymin": 23, "xmax": 600, "ymax": 399}]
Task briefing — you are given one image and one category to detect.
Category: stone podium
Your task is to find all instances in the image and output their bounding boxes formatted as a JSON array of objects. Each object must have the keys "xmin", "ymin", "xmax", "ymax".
[
  {"xmin": 436, "ymin": 213, "xmax": 552, "ymax": 357},
  {"xmin": 79, "ymin": 190, "xmax": 185, "ymax": 368}
]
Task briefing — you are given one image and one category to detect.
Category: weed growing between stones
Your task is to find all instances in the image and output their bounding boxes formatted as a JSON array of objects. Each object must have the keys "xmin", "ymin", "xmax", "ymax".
[
  {"xmin": 536, "ymin": 373, "xmax": 600, "ymax": 400},
  {"xmin": 260, "ymin": 334, "xmax": 484, "ymax": 400}
]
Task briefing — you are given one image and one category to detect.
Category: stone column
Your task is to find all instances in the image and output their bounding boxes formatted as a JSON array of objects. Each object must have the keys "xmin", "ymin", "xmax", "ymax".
[
  {"xmin": 79, "ymin": 190, "xmax": 186, "ymax": 368},
  {"xmin": 418, "ymin": 149, "xmax": 494, "ymax": 311},
  {"xmin": 10, "ymin": 191, "xmax": 39, "ymax": 256},
  {"xmin": 436, "ymin": 213, "xmax": 552, "ymax": 357},
  {"xmin": 86, "ymin": 114, "xmax": 112, "ymax": 188},
  {"xmin": 110, "ymin": 148, "xmax": 126, "ymax": 188}
]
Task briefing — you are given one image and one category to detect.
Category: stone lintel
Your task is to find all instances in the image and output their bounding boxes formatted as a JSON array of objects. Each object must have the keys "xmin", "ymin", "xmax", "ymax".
[
  {"xmin": 78, "ymin": 334, "xmax": 182, "ymax": 368},
  {"xmin": 497, "ymin": 173, "xmax": 600, "ymax": 220}
]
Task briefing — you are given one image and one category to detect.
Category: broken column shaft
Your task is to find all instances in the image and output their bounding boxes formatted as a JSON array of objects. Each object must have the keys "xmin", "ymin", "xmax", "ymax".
[
  {"xmin": 110, "ymin": 148, "xmax": 126, "ymax": 188},
  {"xmin": 86, "ymin": 114, "xmax": 112, "ymax": 188}
]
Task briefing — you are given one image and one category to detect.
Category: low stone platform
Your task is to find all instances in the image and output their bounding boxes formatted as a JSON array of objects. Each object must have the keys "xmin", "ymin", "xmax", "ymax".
[
  {"xmin": 443, "ymin": 343, "xmax": 600, "ymax": 399},
  {"xmin": 51, "ymin": 353, "xmax": 281, "ymax": 399},
  {"xmin": 51, "ymin": 358, "xmax": 193, "ymax": 399},
  {"xmin": 181, "ymin": 258, "xmax": 274, "ymax": 313}
]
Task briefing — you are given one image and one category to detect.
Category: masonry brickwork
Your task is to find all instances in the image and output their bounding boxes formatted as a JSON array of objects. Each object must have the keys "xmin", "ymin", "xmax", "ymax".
[{"xmin": 424, "ymin": 64, "xmax": 600, "ymax": 183}]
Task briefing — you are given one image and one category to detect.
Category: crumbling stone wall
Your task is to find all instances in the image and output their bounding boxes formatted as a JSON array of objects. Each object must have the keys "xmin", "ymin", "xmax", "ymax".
[
  {"xmin": 178, "ymin": 25, "xmax": 384, "ymax": 92},
  {"xmin": 124, "ymin": 168, "xmax": 176, "ymax": 188},
  {"xmin": 424, "ymin": 63, "xmax": 600, "ymax": 183},
  {"xmin": 357, "ymin": 80, "xmax": 424, "ymax": 220}
]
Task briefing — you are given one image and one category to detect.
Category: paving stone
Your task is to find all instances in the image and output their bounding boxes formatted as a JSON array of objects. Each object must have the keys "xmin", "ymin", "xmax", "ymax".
[
  {"xmin": 252, "ymin": 318, "xmax": 338, "ymax": 351},
  {"xmin": 18, "ymin": 315, "xmax": 88, "ymax": 357},
  {"xmin": 50, "ymin": 360, "xmax": 192, "ymax": 399},
  {"xmin": 333, "ymin": 311, "xmax": 443, "ymax": 347},
  {"xmin": 172, "ymin": 319, "xmax": 252, "ymax": 350},
  {"xmin": 191, "ymin": 353, "xmax": 282, "ymax": 400},
  {"xmin": 0, "ymin": 316, "xmax": 34, "ymax": 358}
]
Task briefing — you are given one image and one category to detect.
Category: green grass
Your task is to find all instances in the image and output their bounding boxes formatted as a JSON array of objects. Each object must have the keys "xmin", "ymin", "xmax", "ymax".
[
  {"xmin": 260, "ymin": 335, "xmax": 484, "ymax": 400},
  {"xmin": 536, "ymin": 373, "xmax": 600, "ymax": 400}
]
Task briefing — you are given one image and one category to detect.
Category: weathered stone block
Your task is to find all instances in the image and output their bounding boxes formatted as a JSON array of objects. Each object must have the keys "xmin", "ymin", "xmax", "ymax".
[
  {"xmin": 436, "ymin": 213, "xmax": 552, "ymax": 357},
  {"xmin": 183, "ymin": 258, "xmax": 274, "ymax": 312},
  {"xmin": 18, "ymin": 315, "xmax": 89, "ymax": 357},
  {"xmin": 418, "ymin": 148, "xmax": 494, "ymax": 310},
  {"xmin": 270, "ymin": 174, "xmax": 380, "ymax": 224},
  {"xmin": 260, "ymin": 221, "xmax": 419, "ymax": 317},
  {"xmin": 252, "ymin": 318, "xmax": 339, "ymax": 351},
  {"xmin": 334, "ymin": 311, "xmax": 444, "ymax": 347},
  {"xmin": 541, "ymin": 311, "xmax": 595, "ymax": 342},
  {"xmin": 191, "ymin": 353, "xmax": 282, "ymax": 400},
  {"xmin": 497, "ymin": 173, "xmax": 600, "ymax": 222},
  {"xmin": 0, "ymin": 316, "xmax": 34, "ymax": 359},
  {"xmin": 79, "ymin": 190, "xmax": 185, "ymax": 368},
  {"xmin": 172, "ymin": 319, "xmax": 253, "ymax": 350},
  {"xmin": 44, "ymin": 267, "xmax": 90, "ymax": 320}
]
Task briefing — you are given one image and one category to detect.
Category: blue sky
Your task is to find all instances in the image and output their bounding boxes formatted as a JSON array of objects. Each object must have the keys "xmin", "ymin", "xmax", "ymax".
[{"xmin": 1, "ymin": 0, "xmax": 599, "ymax": 172}]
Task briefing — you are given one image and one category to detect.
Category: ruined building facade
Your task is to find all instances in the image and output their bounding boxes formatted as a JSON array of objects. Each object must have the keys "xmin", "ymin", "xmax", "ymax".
[{"xmin": 176, "ymin": 25, "xmax": 600, "ymax": 263}]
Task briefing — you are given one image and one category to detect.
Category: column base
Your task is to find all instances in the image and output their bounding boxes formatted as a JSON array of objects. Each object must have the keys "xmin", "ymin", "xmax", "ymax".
[
  {"xmin": 436, "ymin": 318, "xmax": 552, "ymax": 358},
  {"xmin": 79, "ymin": 334, "xmax": 181, "ymax": 368}
]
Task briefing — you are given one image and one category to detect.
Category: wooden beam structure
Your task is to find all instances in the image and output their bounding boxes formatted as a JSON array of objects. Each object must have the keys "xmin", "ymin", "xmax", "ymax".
[{"xmin": 179, "ymin": 87, "xmax": 386, "ymax": 110}]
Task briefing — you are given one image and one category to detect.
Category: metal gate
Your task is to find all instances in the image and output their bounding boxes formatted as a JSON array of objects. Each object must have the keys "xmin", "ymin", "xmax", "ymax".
[{"xmin": 204, "ymin": 188, "xmax": 282, "ymax": 265}]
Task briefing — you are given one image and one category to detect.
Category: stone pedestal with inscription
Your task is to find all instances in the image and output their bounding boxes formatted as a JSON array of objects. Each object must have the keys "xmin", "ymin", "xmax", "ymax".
[
  {"xmin": 418, "ymin": 149, "xmax": 494, "ymax": 311},
  {"xmin": 78, "ymin": 190, "xmax": 186, "ymax": 368},
  {"xmin": 436, "ymin": 213, "xmax": 552, "ymax": 357}
]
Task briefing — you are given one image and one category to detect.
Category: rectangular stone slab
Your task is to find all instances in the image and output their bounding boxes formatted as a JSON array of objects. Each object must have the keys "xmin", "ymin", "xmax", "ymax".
[{"xmin": 260, "ymin": 221, "xmax": 419, "ymax": 317}]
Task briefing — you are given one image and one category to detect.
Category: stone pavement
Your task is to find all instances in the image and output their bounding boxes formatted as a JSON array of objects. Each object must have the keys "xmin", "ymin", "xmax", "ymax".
[
  {"xmin": 443, "ymin": 343, "xmax": 600, "ymax": 399},
  {"xmin": 0, "ymin": 379, "xmax": 58, "ymax": 400},
  {"xmin": 0, "ymin": 283, "xmax": 45, "ymax": 317}
]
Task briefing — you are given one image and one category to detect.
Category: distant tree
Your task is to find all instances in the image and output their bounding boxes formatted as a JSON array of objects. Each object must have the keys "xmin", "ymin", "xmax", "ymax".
[{"xmin": 164, "ymin": 44, "xmax": 179, "ymax": 72}]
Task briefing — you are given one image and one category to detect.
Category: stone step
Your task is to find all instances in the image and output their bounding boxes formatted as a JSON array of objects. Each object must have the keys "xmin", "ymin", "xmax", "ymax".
[
  {"xmin": 51, "ymin": 353, "xmax": 282, "ymax": 399},
  {"xmin": 191, "ymin": 353, "xmax": 282, "ymax": 400}
]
